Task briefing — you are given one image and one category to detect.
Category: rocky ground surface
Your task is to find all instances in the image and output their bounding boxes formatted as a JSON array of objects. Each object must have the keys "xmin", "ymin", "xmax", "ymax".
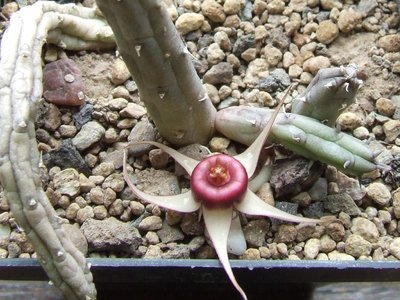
[{"xmin": 0, "ymin": 0, "xmax": 400, "ymax": 266}]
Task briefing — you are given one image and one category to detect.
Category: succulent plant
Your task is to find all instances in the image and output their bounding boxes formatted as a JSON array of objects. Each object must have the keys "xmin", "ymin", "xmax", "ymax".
[
  {"xmin": 123, "ymin": 90, "xmax": 323, "ymax": 300},
  {"xmin": 0, "ymin": 2, "xmax": 114, "ymax": 299},
  {"xmin": 0, "ymin": 2, "xmax": 383, "ymax": 300},
  {"xmin": 291, "ymin": 64, "xmax": 363, "ymax": 126},
  {"xmin": 215, "ymin": 106, "xmax": 377, "ymax": 176},
  {"xmin": 96, "ymin": 0, "xmax": 216, "ymax": 146}
]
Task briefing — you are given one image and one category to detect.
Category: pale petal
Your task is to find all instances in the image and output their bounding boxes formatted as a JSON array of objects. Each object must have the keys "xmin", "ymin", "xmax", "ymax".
[
  {"xmin": 234, "ymin": 88, "xmax": 287, "ymax": 178},
  {"xmin": 126, "ymin": 141, "xmax": 198, "ymax": 175},
  {"xmin": 235, "ymin": 189, "xmax": 320, "ymax": 224},
  {"xmin": 227, "ymin": 211, "xmax": 247, "ymax": 256},
  {"xmin": 202, "ymin": 205, "xmax": 248, "ymax": 300},
  {"xmin": 123, "ymin": 150, "xmax": 200, "ymax": 212}
]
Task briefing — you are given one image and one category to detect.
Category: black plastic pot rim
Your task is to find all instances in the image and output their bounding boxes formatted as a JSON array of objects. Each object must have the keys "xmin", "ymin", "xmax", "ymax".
[{"xmin": 0, "ymin": 258, "xmax": 399, "ymax": 283}]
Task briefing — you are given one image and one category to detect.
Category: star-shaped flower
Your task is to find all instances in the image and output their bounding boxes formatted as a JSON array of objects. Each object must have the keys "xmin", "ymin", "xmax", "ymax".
[{"xmin": 123, "ymin": 92, "xmax": 321, "ymax": 300}]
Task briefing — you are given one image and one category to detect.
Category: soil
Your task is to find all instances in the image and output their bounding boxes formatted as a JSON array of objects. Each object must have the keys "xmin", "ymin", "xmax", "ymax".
[
  {"xmin": 72, "ymin": 52, "xmax": 116, "ymax": 99},
  {"xmin": 326, "ymin": 32, "xmax": 400, "ymax": 111}
]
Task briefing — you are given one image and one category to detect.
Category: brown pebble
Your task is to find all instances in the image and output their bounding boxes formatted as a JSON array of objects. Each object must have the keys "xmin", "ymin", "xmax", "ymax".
[{"xmin": 43, "ymin": 59, "xmax": 85, "ymax": 106}]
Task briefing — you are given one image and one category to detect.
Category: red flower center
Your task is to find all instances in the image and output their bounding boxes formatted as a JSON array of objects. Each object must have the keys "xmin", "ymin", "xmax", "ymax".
[{"xmin": 191, "ymin": 154, "xmax": 248, "ymax": 207}]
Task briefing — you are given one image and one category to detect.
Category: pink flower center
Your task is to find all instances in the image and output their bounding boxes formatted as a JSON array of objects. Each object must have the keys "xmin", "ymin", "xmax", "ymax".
[{"xmin": 191, "ymin": 154, "xmax": 248, "ymax": 207}]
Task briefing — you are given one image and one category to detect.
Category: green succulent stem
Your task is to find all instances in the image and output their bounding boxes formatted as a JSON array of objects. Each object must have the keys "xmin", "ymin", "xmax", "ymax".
[
  {"xmin": 215, "ymin": 106, "xmax": 377, "ymax": 175},
  {"xmin": 96, "ymin": 0, "xmax": 216, "ymax": 146}
]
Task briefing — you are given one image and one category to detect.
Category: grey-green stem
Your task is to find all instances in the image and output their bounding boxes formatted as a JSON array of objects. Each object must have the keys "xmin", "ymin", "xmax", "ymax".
[
  {"xmin": 215, "ymin": 106, "xmax": 377, "ymax": 176},
  {"xmin": 291, "ymin": 65, "xmax": 362, "ymax": 126},
  {"xmin": 96, "ymin": 0, "xmax": 216, "ymax": 146},
  {"xmin": 0, "ymin": 2, "xmax": 114, "ymax": 299}
]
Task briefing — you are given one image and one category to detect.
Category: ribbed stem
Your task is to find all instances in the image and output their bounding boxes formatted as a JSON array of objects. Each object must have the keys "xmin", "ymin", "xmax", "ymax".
[
  {"xmin": 96, "ymin": 0, "xmax": 216, "ymax": 146},
  {"xmin": 0, "ymin": 2, "xmax": 114, "ymax": 299}
]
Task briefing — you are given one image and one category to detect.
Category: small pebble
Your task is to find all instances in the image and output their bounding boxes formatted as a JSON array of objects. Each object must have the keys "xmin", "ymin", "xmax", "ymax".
[
  {"xmin": 276, "ymin": 243, "xmax": 288, "ymax": 257},
  {"xmin": 149, "ymin": 149, "xmax": 170, "ymax": 169},
  {"xmin": 275, "ymin": 224, "xmax": 297, "ymax": 243},
  {"xmin": 138, "ymin": 216, "xmax": 163, "ymax": 231},
  {"xmin": 353, "ymin": 126, "xmax": 370, "ymax": 139},
  {"xmin": 201, "ymin": 0, "xmax": 226, "ymax": 23},
  {"xmin": 102, "ymin": 173, "xmax": 125, "ymax": 193},
  {"xmin": 53, "ymin": 168, "xmax": 80, "ymax": 197},
  {"xmin": 389, "ymin": 238, "xmax": 400, "ymax": 259},
  {"xmin": 108, "ymin": 98, "xmax": 128, "ymax": 111},
  {"xmin": 93, "ymin": 205, "xmax": 108, "ymax": 220},
  {"xmin": 223, "ymin": 0, "xmax": 242, "ymax": 15},
  {"xmin": 351, "ymin": 217, "xmax": 380, "ymax": 243},
  {"xmin": 302, "ymin": 56, "xmax": 331, "ymax": 75},
  {"xmin": 120, "ymin": 103, "xmax": 147, "ymax": 119},
  {"xmin": 209, "ymin": 136, "xmax": 230, "ymax": 152},
  {"xmin": 304, "ymin": 238, "xmax": 320, "ymax": 259},
  {"xmin": 130, "ymin": 201, "xmax": 145, "ymax": 216},
  {"xmin": 111, "ymin": 59, "xmax": 131, "ymax": 85},
  {"xmin": 338, "ymin": 9, "xmax": 363, "ymax": 33},
  {"xmin": 337, "ymin": 112, "xmax": 362, "ymax": 131},
  {"xmin": 378, "ymin": 34, "xmax": 400, "ymax": 52},
  {"xmin": 175, "ymin": 13, "xmax": 205, "ymax": 35},
  {"xmin": 243, "ymin": 219, "xmax": 270, "ymax": 247},
  {"xmin": 319, "ymin": 235, "xmax": 337, "ymax": 253},
  {"xmin": 180, "ymin": 213, "xmax": 204, "ymax": 236},
  {"xmin": 76, "ymin": 206, "xmax": 94, "ymax": 224},
  {"xmin": 366, "ymin": 182, "xmax": 392, "ymax": 206},
  {"xmin": 81, "ymin": 217, "xmax": 141, "ymax": 252},
  {"xmin": 203, "ymin": 62, "xmax": 233, "ymax": 84},
  {"xmin": 72, "ymin": 121, "xmax": 105, "ymax": 151},
  {"xmin": 326, "ymin": 222, "xmax": 346, "ymax": 242},
  {"xmin": 376, "ymin": 98, "xmax": 396, "ymax": 117},
  {"xmin": 1, "ymin": 2, "xmax": 19, "ymax": 18},
  {"xmin": 316, "ymin": 20, "xmax": 339, "ymax": 44},
  {"xmin": 383, "ymin": 120, "xmax": 400, "ymax": 142},
  {"xmin": 344, "ymin": 234, "xmax": 372, "ymax": 258}
]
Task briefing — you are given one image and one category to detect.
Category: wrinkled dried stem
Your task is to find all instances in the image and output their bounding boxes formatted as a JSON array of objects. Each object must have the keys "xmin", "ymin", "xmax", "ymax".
[
  {"xmin": 0, "ymin": 2, "xmax": 114, "ymax": 299},
  {"xmin": 96, "ymin": 0, "xmax": 216, "ymax": 146}
]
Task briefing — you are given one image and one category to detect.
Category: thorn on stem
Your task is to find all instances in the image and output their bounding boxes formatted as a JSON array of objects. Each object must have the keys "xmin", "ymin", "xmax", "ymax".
[
  {"xmin": 198, "ymin": 95, "xmax": 207, "ymax": 102},
  {"xmin": 324, "ymin": 81, "xmax": 335, "ymax": 89},
  {"xmin": 28, "ymin": 198, "xmax": 37, "ymax": 208},
  {"xmin": 18, "ymin": 121, "xmax": 27, "ymax": 128},
  {"xmin": 343, "ymin": 82, "xmax": 350, "ymax": 92},
  {"xmin": 292, "ymin": 135, "xmax": 302, "ymax": 143},
  {"xmin": 135, "ymin": 45, "xmax": 141, "ymax": 57},
  {"xmin": 343, "ymin": 160, "xmax": 351, "ymax": 169},
  {"xmin": 245, "ymin": 119, "xmax": 256, "ymax": 126}
]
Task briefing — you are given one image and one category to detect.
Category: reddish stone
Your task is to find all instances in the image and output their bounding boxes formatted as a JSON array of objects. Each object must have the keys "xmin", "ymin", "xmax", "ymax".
[{"xmin": 43, "ymin": 58, "xmax": 85, "ymax": 106}]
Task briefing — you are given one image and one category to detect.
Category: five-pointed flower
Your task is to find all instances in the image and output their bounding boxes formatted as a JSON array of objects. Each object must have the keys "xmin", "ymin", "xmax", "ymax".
[{"xmin": 123, "ymin": 94, "xmax": 321, "ymax": 300}]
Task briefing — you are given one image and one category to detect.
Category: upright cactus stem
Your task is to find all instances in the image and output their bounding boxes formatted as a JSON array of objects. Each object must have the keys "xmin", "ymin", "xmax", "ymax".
[
  {"xmin": 96, "ymin": 0, "xmax": 216, "ymax": 146},
  {"xmin": 291, "ymin": 65, "xmax": 363, "ymax": 127}
]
